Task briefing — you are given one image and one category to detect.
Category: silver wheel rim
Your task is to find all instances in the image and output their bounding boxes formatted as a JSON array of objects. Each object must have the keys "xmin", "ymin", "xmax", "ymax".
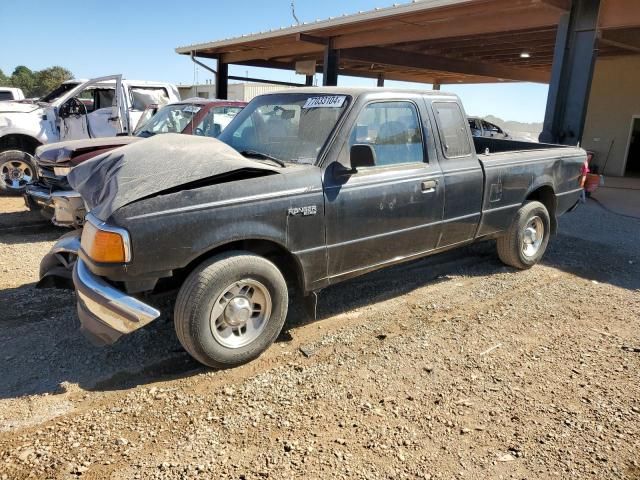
[
  {"xmin": 522, "ymin": 216, "xmax": 544, "ymax": 258},
  {"xmin": 210, "ymin": 279, "xmax": 272, "ymax": 349},
  {"xmin": 0, "ymin": 159, "xmax": 33, "ymax": 190}
]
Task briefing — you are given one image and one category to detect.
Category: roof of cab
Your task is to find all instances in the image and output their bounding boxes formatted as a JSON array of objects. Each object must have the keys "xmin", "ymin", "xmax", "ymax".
[
  {"xmin": 177, "ymin": 97, "xmax": 247, "ymax": 106},
  {"xmin": 258, "ymin": 86, "xmax": 458, "ymax": 98}
]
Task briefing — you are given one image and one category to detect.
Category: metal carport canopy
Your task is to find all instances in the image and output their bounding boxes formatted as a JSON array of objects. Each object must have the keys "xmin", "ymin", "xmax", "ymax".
[
  {"xmin": 175, "ymin": 0, "xmax": 638, "ymax": 86},
  {"xmin": 175, "ymin": 0, "xmax": 625, "ymax": 85}
]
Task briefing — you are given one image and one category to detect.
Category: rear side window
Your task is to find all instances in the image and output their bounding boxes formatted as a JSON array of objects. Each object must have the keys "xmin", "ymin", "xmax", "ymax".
[
  {"xmin": 433, "ymin": 102, "xmax": 471, "ymax": 158},
  {"xmin": 0, "ymin": 91, "xmax": 13, "ymax": 101},
  {"xmin": 129, "ymin": 87, "xmax": 170, "ymax": 111},
  {"xmin": 349, "ymin": 101, "xmax": 425, "ymax": 167}
]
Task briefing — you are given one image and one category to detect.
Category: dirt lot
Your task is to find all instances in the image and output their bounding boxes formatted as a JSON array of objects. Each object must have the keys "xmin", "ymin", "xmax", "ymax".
[{"xmin": 0, "ymin": 194, "xmax": 638, "ymax": 480}]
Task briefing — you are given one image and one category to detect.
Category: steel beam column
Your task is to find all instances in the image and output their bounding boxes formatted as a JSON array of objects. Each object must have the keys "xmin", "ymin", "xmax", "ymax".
[
  {"xmin": 377, "ymin": 74, "xmax": 385, "ymax": 87},
  {"xmin": 323, "ymin": 42, "xmax": 339, "ymax": 86},
  {"xmin": 305, "ymin": 75, "xmax": 314, "ymax": 86},
  {"xmin": 539, "ymin": 0, "xmax": 601, "ymax": 145},
  {"xmin": 216, "ymin": 59, "xmax": 229, "ymax": 100}
]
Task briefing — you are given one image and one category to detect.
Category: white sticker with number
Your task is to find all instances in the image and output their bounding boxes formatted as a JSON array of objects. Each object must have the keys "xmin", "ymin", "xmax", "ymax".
[
  {"xmin": 302, "ymin": 95, "xmax": 346, "ymax": 109},
  {"xmin": 183, "ymin": 105, "xmax": 202, "ymax": 114}
]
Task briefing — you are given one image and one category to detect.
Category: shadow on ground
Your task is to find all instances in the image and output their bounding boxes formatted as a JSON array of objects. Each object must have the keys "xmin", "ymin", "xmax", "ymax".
[{"xmin": 0, "ymin": 201, "xmax": 637, "ymax": 400}]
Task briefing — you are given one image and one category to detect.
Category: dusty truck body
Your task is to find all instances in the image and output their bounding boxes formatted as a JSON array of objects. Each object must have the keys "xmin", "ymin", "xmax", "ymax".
[
  {"xmin": 25, "ymin": 99, "xmax": 246, "ymax": 228},
  {"xmin": 0, "ymin": 75, "xmax": 179, "ymax": 193},
  {"xmin": 64, "ymin": 88, "xmax": 585, "ymax": 368}
]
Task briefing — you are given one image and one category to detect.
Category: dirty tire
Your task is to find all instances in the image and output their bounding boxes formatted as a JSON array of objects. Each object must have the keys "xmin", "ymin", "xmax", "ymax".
[
  {"xmin": 174, "ymin": 251, "xmax": 288, "ymax": 369},
  {"xmin": 497, "ymin": 200, "xmax": 550, "ymax": 270},
  {"xmin": 0, "ymin": 150, "xmax": 37, "ymax": 195}
]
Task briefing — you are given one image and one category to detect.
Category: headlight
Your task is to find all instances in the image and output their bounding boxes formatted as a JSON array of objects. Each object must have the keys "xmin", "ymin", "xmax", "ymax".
[
  {"xmin": 53, "ymin": 166, "xmax": 72, "ymax": 176},
  {"xmin": 81, "ymin": 214, "xmax": 131, "ymax": 263}
]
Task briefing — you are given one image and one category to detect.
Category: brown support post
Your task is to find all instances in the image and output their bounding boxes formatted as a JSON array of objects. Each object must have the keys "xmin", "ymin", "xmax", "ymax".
[
  {"xmin": 432, "ymin": 82, "xmax": 441, "ymax": 91},
  {"xmin": 216, "ymin": 59, "xmax": 228, "ymax": 100},
  {"xmin": 323, "ymin": 40, "xmax": 339, "ymax": 86},
  {"xmin": 377, "ymin": 74, "xmax": 385, "ymax": 87}
]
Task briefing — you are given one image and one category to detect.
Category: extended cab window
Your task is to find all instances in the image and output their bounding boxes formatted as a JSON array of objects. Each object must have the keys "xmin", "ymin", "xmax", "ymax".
[
  {"xmin": 433, "ymin": 102, "xmax": 472, "ymax": 158},
  {"xmin": 349, "ymin": 101, "xmax": 424, "ymax": 167}
]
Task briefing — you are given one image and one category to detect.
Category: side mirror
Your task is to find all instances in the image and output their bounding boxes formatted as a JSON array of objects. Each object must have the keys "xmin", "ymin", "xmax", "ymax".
[{"xmin": 349, "ymin": 144, "xmax": 376, "ymax": 171}]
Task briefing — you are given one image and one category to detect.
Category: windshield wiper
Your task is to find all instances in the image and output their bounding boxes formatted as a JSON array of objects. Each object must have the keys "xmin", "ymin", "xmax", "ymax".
[{"xmin": 239, "ymin": 150, "xmax": 286, "ymax": 168}]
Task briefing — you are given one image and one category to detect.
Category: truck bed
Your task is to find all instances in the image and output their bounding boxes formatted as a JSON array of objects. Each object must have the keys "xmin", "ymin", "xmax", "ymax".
[{"xmin": 473, "ymin": 136, "xmax": 571, "ymax": 155}]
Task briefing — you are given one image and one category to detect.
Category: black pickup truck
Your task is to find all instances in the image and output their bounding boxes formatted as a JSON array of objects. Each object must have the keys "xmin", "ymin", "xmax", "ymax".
[{"xmin": 64, "ymin": 88, "xmax": 584, "ymax": 368}]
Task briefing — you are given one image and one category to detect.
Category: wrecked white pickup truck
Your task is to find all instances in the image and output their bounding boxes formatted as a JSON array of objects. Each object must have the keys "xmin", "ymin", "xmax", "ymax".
[{"xmin": 0, "ymin": 75, "xmax": 179, "ymax": 193}]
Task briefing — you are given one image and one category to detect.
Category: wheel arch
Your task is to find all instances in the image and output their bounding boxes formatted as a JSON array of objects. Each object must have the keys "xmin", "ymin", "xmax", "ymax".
[
  {"xmin": 525, "ymin": 184, "xmax": 557, "ymax": 234},
  {"xmin": 0, "ymin": 133, "xmax": 43, "ymax": 155},
  {"xmin": 176, "ymin": 238, "xmax": 306, "ymax": 294}
]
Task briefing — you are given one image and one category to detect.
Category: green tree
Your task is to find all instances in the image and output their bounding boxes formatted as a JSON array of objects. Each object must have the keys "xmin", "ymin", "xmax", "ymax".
[
  {"xmin": 33, "ymin": 66, "xmax": 73, "ymax": 97},
  {"xmin": 10, "ymin": 66, "xmax": 36, "ymax": 96},
  {"xmin": 0, "ymin": 69, "xmax": 9, "ymax": 87}
]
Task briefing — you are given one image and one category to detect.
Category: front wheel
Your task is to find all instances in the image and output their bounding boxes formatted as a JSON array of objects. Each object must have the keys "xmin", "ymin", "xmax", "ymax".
[
  {"xmin": 0, "ymin": 150, "xmax": 37, "ymax": 194},
  {"xmin": 496, "ymin": 201, "xmax": 551, "ymax": 269},
  {"xmin": 174, "ymin": 251, "xmax": 289, "ymax": 368}
]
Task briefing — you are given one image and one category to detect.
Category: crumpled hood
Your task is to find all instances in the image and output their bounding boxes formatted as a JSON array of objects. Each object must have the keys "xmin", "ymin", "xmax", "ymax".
[
  {"xmin": 36, "ymin": 136, "xmax": 142, "ymax": 166},
  {"xmin": 0, "ymin": 102, "xmax": 42, "ymax": 114},
  {"xmin": 68, "ymin": 134, "xmax": 280, "ymax": 221}
]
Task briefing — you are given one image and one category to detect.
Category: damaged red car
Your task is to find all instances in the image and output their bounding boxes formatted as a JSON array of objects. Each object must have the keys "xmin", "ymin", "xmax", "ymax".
[{"xmin": 25, "ymin": 98, "xmax": 247, "ymax": 228}]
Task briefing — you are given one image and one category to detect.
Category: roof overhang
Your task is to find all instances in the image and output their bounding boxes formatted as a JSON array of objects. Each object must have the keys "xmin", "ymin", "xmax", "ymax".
[{"xmin": 176, "ymin": 0, "xmax": 638, "ymax": 85}]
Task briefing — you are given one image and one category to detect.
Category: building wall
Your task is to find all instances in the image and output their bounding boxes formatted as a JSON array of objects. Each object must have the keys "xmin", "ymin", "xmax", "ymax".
[
  {"xmin": 177, "ymin": 83, "xmax": 292, "ymax": 102},
  {"xmin": 228, "ymin": 83, "xmax": 291, "ymax": 101},
  {"xmin": 582, "ymin": 54, "xmax": 640, "ymax": 177}
]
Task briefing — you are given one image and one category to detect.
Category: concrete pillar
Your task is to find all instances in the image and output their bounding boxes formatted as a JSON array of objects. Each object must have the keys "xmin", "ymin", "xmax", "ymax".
[
  {"xmin": 216, "ymin": 60, "xmax": 228, "ymax": 100},
  {"xmin": 540, "ymin": 0, "xmax": 601, "ymax": 145}
]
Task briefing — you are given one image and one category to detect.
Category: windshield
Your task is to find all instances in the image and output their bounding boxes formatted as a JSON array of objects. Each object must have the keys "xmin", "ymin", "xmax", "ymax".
[
  {"xmin": 135, "ymin": 103, "xmax": 202, "ymax": 136},
  {"xmin": 39, "ymin": 82, "xmax": 80, "ymax": 103},
  {"xmin": 218, "ymin": 93, "xmax": 350, "ymax": 165}
]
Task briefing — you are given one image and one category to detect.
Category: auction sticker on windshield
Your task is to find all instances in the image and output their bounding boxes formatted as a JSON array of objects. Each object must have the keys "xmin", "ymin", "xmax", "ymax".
[
  {"xmin": 183, "ymin": 105, "xmax": 202, "ymax": 113},
  {"xmin": 303, "ymin": 96, "xmax": 346, "ymax": 109}
]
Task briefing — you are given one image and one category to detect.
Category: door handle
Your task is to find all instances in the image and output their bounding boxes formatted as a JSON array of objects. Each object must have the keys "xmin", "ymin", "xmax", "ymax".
[{"xmin": 421, "ymin": 179, "xmax": 438, "ymax": 192}]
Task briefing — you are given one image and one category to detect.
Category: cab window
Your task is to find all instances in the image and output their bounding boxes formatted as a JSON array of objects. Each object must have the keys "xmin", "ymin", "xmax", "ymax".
[
  {"xmin": 433, "ymin": 102, "xmax": 472, "ymax": 158},
  {"xmin": 349, "ymin": 101, "xmax": 425, "ymax": 167}
]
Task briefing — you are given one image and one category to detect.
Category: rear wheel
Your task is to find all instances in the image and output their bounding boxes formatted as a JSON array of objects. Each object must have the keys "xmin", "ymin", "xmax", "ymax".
[
  {"xmin": 497, "ymin": 201, "xmax": 550, "ymax": 269},
  {"xmin": 174, "ymin": 251, "xmax": 288, "ymax": 368},
  {"xmin": 0, "ymin": 150, "xmax": 37, "ymax": 194}
]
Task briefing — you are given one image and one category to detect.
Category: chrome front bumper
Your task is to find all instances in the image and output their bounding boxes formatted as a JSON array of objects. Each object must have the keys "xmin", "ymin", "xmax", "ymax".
[
  {"xmin": 25, "ymin": 185, "xmax": 86, "ymax": 228},
  {"xmin": 72, "ymin": 259, "xmax": 161, "ymax": 346},
  {"xmin": 24, "ymin": 184, "xmax": 53, "ymax": 209}
]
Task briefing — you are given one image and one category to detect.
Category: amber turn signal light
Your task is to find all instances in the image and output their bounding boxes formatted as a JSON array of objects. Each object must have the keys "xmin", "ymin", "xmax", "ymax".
[{"xmin": 81, "ymin": 218, "xmax": 130, "ymax": 263}]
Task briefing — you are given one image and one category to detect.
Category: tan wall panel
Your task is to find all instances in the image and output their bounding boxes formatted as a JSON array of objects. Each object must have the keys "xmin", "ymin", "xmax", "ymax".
[{"xmin": 582, "ymin": 54, "xmax": 640, "ymax": 176}]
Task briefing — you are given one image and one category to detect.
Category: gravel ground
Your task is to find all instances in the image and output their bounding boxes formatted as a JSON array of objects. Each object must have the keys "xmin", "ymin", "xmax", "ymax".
[{"xmin": 0, "ymin": 195, "xmax": 638, "ymax": 480}]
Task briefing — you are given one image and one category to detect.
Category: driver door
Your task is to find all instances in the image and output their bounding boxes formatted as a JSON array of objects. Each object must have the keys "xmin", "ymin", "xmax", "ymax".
[{"xmin": 55, "ymin": 75, "xmax": 128, "ymax": 141}]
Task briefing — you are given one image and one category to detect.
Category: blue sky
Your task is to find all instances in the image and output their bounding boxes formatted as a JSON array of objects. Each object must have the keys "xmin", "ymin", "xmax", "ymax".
[{"xmin": 0, "ymin": 0, "xmax": 548, "ymax": 123}]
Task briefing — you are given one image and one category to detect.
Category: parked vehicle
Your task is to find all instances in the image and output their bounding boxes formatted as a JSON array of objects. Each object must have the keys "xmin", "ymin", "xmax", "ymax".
[
  {"xmin": 25, "ymin": 99, "xmax": 246, "ymax": 228},
  {"xmin": 468, "ymin": 116, "xmax": 510, "ymax": 139},
  {"xmin": 0, "ymin": 87, "xmax": 25, "ymax": 101},
  {"xmin": 47, "ymin": 88, "xmax": 584, "ymax": 368},
  {"xmin": 0, "ymin": 75, "xmax": 179, "ymax": 193}
]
